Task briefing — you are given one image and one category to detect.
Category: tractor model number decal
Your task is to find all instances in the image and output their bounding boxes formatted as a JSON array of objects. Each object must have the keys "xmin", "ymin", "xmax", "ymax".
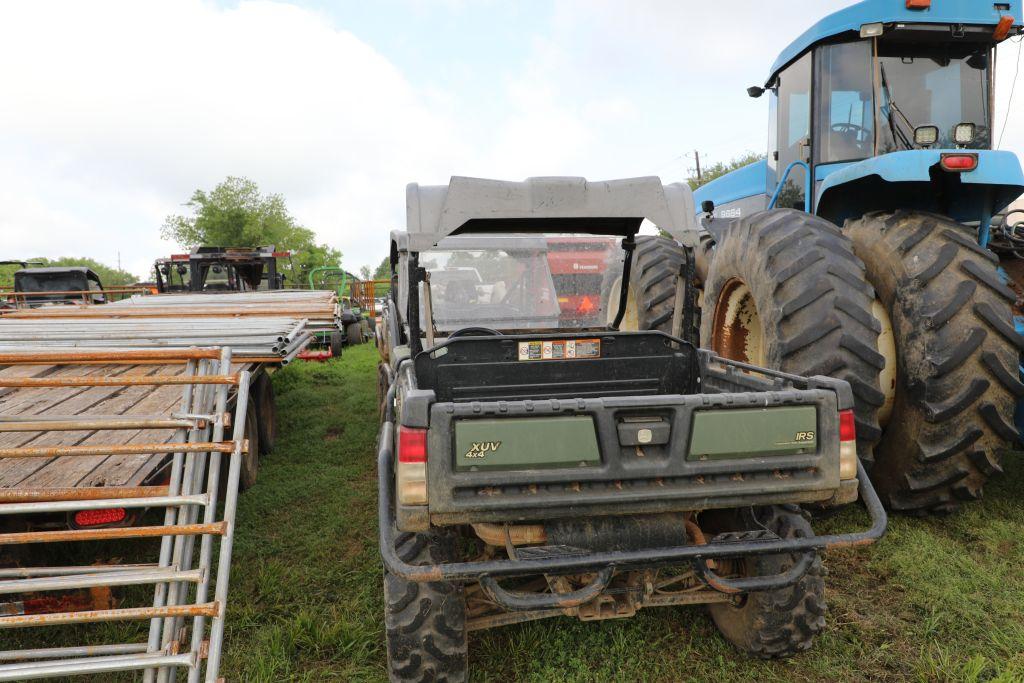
[
  {"xmin": 795, "ymin": 431, "xmax": 815, "ymax": 442},
  {"xmin": 464, "ymin": 441, "xmax": 502, "ymax": 458},
  {"xmin": 517, "ymin": 339, "xmax": 600, "ymax": 361}
]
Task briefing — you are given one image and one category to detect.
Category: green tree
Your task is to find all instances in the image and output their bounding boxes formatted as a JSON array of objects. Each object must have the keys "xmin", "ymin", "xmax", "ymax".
[
  {"xmin": 161, "ymin": 176, "xmax": 342, "ymax": 284},
  {"xmin": 0, "ymin": 257, "xmax": 137, "ymax": 289},
  {"xmin": 687, "ymin": 151, "xmax": 766, "ymax": 190},
  {"xmin": 359, "ymin": 265, "xmax": 372, "ymax": 280},
  {"xmin": 373, "ymin": 257, "xmax": 391, "ymax": 280}
]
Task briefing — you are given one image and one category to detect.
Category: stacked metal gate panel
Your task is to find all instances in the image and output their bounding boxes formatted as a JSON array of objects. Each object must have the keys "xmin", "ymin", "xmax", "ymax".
[{"xmin": 0, "ymin": 347, "xmax": 249, "ymax": 681}]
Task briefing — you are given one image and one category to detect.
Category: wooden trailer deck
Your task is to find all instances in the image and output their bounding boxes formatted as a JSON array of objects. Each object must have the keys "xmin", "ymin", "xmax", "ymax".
[{"xmin": 0, "ymin": 360, "xmax": 251, "ymax": 503}]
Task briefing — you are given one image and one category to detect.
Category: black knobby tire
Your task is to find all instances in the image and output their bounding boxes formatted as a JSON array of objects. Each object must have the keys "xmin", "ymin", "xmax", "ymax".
[
  {"xmin": 384, "ymin": 530, "xmax": 467, "ymax": 683},
  {"xmin": 706, "ymin": 506, "xmax": 826, "ymax": 658},
  {"xmin": 224, "ymin": 404, "xmax": 259, "ymax": 494},
  {"xmin": 251, "ymin": 373, "xmax": 277, "ymax": 455},
  {"xmin": 330, "ymin": 330, "xmax": 344, "ymax": 358},
  {"xmin": 607, "ymin": 235, "xmax": 697, "ymax": 338},
  {"xmin": 346, "ymin": 321, "xmax": 364, "ymax": 346},
  {"xmin": 701, "ymin": 209, "xmax": 885, "ymax": 464},
  {"xmin": 846, "ymin": 211, "xmax": 1024, "ymax": 514}
]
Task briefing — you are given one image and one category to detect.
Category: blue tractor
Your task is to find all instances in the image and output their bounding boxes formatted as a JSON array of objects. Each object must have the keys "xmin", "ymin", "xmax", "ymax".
[{"xmin": 693, "ymin": 0, "xmax": 1024, "ymax": 514}]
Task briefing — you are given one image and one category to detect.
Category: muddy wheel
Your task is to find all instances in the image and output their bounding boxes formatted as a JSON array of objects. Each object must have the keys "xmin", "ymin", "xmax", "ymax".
[
  {"xmin": 845, "ymin": 211, "xmax": 1023, "ymax": 514},
  {"xmin": 330, "ymin": 330, "xmax": 344, "ymax": 358},
  {"xmin": 384, "ymin": 530, "xmax": 467, "ymax": 683},
  {"xmin": 346, "ymin": 321, "xmax": 363, "ymax": 346},
  {"xmin": 223, "ymin": 404, "xmax": 259, "ymax": 494},
  {"xmin": 706, "ymin": 505, "xmax": 826, "ymax": 658},
  {"xmin": 606, "ymin": 236, "xmax": 696, "ymax": 337},
  {"xmin": 701, "ymin": 209, "xmax": 886, "ymax": 465},
  {"xmin": 251, "ymin": 373, "xmax": 277, "ymax": 455}
]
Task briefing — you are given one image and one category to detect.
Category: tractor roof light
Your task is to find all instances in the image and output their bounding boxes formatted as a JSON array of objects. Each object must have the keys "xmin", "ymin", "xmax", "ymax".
[
  {"xmin": 860, "ymin": 22, "xmax": 884, "ymax": 38},
  {"xmin": 954, "ymin": 123, "xmax": 976, "ymax": 145},
  {"xmin": 940, "ymin": 153, "xmax": 979, "ymax": 172},
  {"xmin": 906, "ymin": 0, "xmax": 930, "ymax": 9},
  {"xmin": 914, "ymin": 125, "xmax": 939, "ymax": 147}
]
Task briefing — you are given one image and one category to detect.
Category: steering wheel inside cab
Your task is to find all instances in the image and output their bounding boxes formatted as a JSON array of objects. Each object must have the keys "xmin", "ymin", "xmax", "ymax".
[{"xmin": 448, "ymin": 327, "xmax": 503, "ymax": 338}]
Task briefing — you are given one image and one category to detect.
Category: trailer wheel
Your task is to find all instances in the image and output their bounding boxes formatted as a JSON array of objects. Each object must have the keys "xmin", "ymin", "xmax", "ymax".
[
  {"xmin": 701, "ymin": 209, "xmax": 886, "ymax": 466},
  {"xmin": 845, "ymin": 211, "xmax": 1023, "ymax": 514},
  {"xmin": 706, "ymin": 506, "xmax": 825, "ymax": 658},
  {"xmin": 251, "ymin": 373, "xmax": 277, "ymax": 455},
  {"xmin": 330, "ymin": 330, "xmax": 344, "ymax": 358},
  {"xmin": 606, "ymin": 236, "xmax": 696, "ymax": 336},
  {"xmin": 222, "ymin": 405, "xmax": 260, "ymax": 494},
  {"xmin": 346, "ymin": 321, "xmax": 363, "ymax": 346},
  {"xmin": 384, "ymin": 529, "xmax": 467, "ymax": 683}
]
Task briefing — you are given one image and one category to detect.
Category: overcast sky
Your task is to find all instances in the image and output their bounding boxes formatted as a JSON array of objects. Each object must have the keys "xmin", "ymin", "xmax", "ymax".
[{"xmin": 1, "ymin": 0, "xmax": 1022, "ymax": 278}]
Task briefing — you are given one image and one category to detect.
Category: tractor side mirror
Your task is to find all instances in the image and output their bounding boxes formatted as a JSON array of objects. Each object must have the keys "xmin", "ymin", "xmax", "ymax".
[
  {"xmin": 747, "ymin": 86, "xmax": 765, "ymax": 98},
  {"xmin": 701, "ymin": 200, "xmax": 715, "ymax": 214}
]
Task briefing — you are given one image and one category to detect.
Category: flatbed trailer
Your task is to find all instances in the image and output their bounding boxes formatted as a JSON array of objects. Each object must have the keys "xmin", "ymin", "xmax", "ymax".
[{"xmin": 0, "ymin": 359, "xmax": 268, "ymax": 517}]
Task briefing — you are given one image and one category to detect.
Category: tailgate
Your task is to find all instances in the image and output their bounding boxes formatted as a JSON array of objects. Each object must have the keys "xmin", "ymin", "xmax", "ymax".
[{"xmin": 426, "ymin": 389, "xmax": 842, "ymax": 524}]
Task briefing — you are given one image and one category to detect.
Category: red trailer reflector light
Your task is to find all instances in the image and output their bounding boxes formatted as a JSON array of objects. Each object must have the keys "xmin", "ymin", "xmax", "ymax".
[
  {"xmin": 577, "ymin": 296, "xmax": 596, "ymax": 314},
  {"xmin": 398, "ymin": 426, "xmax": 428, "ymax": 463},
  {"xmin": 906, "ymin": 0, "xmax": 930, "ymax": 8},
  {"xmin": 994, "ymin": 16, "xmax": 1014, "ymax": 41},
  {"xmin": 940, "ymin": 153, "xmax": 979, "ymax": 172},
  {"xmin": 839, "ymin": 410, "xmax": 856, "ymax": 442},
  {"xmin": 73, "ymin": 507, "xmax": 127, "ymax": 527}
]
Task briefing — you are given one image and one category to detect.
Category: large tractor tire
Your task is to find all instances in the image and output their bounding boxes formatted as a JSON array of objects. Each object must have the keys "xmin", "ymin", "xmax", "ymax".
[
  {"xmin": 607, "ymin": 235, "xmax": 697, "ymax": 338},
  {"xmin": 384, "ymin": 530, "xmax": 467, "ymax": 683},
  {"xmin": 346, "ymin": 321, "xmax": 364, "ymax": 346},
  {"xmin": 845, "ymin": 211, "xmax": 1024, "ymax": 513},
  {"xmin": 701, "ymin": 209, "xmax": 886, "ymax": 465}
]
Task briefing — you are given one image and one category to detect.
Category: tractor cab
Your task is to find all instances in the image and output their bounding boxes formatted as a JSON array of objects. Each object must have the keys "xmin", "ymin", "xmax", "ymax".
[
  {"xmin": 154, "ymin": 246, "xmax": 287, "ymax": 293},
  {"xmin": 696, "ymin": 0, "xmax": 1024, "ymax": 234}
]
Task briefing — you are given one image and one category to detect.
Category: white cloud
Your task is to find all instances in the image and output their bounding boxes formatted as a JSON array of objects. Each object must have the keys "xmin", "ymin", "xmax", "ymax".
[{"xmin": 0, "ymin": 0, "xmax": 468, "ymax": 276}]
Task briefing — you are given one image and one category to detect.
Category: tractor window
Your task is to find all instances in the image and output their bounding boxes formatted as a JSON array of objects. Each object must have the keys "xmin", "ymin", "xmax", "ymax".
[
  {"xmin": 775, "ymin": 51, "xmax": 812, "ymax": 210},
  {"xmin": 876, "ymin": 42, "xmax": 991, "ymax": 152},
  {"xmin": 816, "ymin": 41, "xmax": 874, "ymax": 164}
]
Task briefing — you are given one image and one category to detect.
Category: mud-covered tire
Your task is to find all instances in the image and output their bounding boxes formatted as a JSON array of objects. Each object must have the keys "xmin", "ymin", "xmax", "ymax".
[
  {"xmin": 607, "ymin": 236, "xmax": 697, "ymax": 338},
  {"xmin": 706, "ymin": 506, "xmax": 826, "ymax": 658},
  {"xmin": 251, "ymin": 373, "xmax": 277, "ymax": 455},
  {"xmin": 330, "ymin": 330, "xmax": 344, "ymax": 358},
  {"xmin": 384, "ymin": 530, "xmax": 467, "ymax": 683},
  {"xmin": 346, "ymin": 321, "xmax": 364, "ymax": 346},
  {"xmin": 846, "ymin": 211, "xmax": 1024, "ymax": 514},
  {"xmin": 701, "ymin": 209, "xmax": 885, "ymax": 464}
]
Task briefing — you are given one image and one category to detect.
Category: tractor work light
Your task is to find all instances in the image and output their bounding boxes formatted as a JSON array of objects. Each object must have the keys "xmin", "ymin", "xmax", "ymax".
[
  {"xmin": 940, "ymin": 153, "xmax": 979, "ymax": 172},
  {"xmin": 914, "ymin": 125, "xmax": 939, "ymax": 147},
  {"xmin": 397, "ymin": 426, "xmax": 428, "ymax": 505},
  {"xmin": 860, "ymin": 22, "xmax": 884, "ymax": 38},
  {"xmin": 905, "ymin": 0, "xmax": 930, "ymax": 9},
  {"xmin": 838, "ymin": 410, "xmax": 857, "ymax": 480},
  {"xmin": 954, "ymin": 122, "xmax": 976, "ymax": 145}
]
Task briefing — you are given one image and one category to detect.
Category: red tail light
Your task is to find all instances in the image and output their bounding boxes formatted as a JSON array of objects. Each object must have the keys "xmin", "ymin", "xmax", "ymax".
[
  {"xmin": 74, "ymin": 508, "xmax": 127, "ymax": 527},
  {"xmin": 940, "ymin": 153, "xmax": 978, "ymax": 172},
  {"xmin": 995, "ymin": 16, "xmax": 1014, "ymax": 41},
  {"xmin": 398, "ymin": 426, "xmax": 428, "ymax": 463},
  {"xmin": 839, "ymin": 410, "xmax": 856, "ymax": 442}
]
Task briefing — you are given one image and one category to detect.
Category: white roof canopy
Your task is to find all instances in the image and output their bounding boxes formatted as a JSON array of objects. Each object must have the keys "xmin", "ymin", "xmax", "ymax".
[{"xmin": 402, "ymin": 176, "xmax": 698, "ymax": 251}]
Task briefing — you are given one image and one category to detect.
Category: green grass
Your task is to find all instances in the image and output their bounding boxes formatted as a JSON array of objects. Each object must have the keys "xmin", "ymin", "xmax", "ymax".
[{"xmin": 9, "ymin": 344, "xmax": 1024, "ymax": 681}]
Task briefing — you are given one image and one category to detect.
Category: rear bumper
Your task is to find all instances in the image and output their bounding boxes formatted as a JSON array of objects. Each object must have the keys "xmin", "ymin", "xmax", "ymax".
[{"xmin": 377, "ymin": 420, "xmax": 887, "ymax": 599}]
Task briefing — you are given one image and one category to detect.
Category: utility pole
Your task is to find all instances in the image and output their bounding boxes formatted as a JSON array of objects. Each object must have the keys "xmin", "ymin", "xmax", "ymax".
[
  {"xmin": 694, "ymin": 150, "xmax": 703, "ymax": 184},
  {"xmin": 117, "ymin": 251, "xmax": 121, "ymax": 271}
]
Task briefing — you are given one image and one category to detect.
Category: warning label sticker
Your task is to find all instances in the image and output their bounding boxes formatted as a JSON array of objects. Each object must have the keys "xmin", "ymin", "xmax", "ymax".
[{"xmin": 517, "ymin": 338, "xmax": 601, "ymax": 361}]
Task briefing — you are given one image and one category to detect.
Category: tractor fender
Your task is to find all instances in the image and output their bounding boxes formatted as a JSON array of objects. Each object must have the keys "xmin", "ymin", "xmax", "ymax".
[{"xmin": 816, "ymin": 150, "xmax": 1024, "ymax": 226}]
